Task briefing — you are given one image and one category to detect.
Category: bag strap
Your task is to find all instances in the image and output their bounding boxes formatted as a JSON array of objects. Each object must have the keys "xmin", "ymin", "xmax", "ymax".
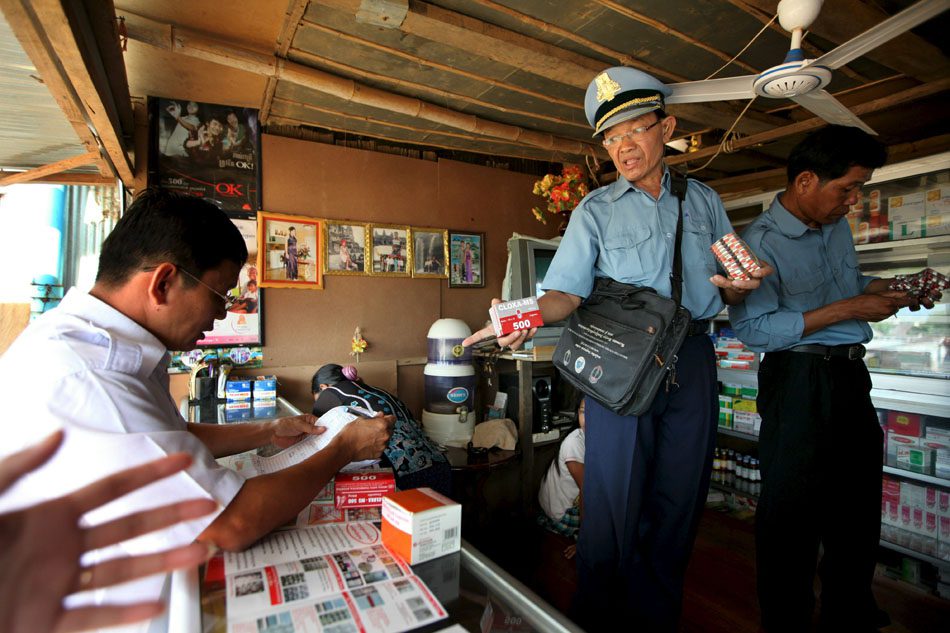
[{"xmin": 669, "ymin": 172, "xmax": 688, "ymax": 307}]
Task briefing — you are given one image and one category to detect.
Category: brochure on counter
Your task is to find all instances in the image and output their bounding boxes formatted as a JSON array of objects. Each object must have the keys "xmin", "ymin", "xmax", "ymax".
[{"xmin": 223, "ymin": 522, "xmax": 447, "ymax": 633}]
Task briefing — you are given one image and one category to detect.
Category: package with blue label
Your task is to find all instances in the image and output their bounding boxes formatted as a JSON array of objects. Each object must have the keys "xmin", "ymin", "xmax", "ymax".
[
  {"xmin": 225, "ymin": 379, "xmax": 252, "ymax": 402},
  {"xmin": 252, "ymin": 375, "xmax": 278, "ymax": 401}
]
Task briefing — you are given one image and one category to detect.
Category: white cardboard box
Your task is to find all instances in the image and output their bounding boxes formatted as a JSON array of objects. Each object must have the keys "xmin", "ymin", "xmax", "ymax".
[{"xmin": 381, "ymin": 488, "xmax": 461, "ymax": 565}]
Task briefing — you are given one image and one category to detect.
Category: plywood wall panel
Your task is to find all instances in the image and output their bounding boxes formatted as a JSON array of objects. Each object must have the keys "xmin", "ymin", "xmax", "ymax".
[
  {"xmin": 259, "ymin": 134, "xmax": 557, "ymax": 403},
  {"xmin": 436, "ymin": 159, "xmax": 558, "ymax": 329}
]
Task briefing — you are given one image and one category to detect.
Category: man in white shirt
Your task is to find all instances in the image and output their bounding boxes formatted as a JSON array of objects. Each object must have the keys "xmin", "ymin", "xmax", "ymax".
[{"xmin": 0, "ymin": 189, "xmax": 392, "ymax": 582}]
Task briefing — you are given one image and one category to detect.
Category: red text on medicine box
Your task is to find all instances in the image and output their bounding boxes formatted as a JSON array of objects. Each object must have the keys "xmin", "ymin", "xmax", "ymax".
[
  {"xmin": 334, "ymin": 467, "xmax": 395, "ymax": 509},
  {"xmin": 489, "ymin": 297, "xmax": 544, "ymax": 337}
]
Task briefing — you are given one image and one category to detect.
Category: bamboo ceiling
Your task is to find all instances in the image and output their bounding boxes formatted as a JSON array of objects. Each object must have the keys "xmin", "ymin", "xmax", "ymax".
[{"xmin": 2, "ymin": 0, "xmax": 948, "ymax": 196}]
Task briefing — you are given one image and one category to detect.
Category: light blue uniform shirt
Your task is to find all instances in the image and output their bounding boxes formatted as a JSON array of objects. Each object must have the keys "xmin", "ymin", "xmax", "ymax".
[
  {"xmin": 542, "ymin": 169, "xmax": 732, "ymax": 320},
  {"xmin": 728, "ymin": 194, "xmax": 876, "ymax": 352}
]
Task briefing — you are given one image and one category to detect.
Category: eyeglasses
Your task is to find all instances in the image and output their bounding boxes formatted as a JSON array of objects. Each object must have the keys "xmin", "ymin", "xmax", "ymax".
[
  {"xmin": 602, "ymin": 120, "xmax": 663, "ymax": 147},
  {"xmin": 177, "ymin": 267, "xmax": 237, "ymax": 311}
]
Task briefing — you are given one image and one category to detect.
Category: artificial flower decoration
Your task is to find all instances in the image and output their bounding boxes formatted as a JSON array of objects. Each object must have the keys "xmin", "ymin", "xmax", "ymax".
[
  {"xmin": 350, "ymin": 326, "xmax": 368, "ymax": 362},
  {"xmin": 531, "ymin": 164, "xmax": 589, "ymax": 225}
]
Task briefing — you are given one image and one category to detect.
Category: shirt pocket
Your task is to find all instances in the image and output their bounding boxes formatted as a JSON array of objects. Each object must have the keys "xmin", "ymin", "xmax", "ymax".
[
  {"xmin": 782, "ymin": 266, "xmax": 826, "ymax": 296},
  {"xmin": 602, "ymin": 225, "xmax": 653, "ymax": 280},
  {"xmin": 683, "ymin": 226, "xmax": 716, "ymax": 275}
]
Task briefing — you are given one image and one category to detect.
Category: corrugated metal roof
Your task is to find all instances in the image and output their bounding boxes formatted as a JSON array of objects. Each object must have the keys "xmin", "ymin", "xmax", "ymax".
[{"xmin": 0, "ymin": 12, "xmax": 91, "ymax": 171}]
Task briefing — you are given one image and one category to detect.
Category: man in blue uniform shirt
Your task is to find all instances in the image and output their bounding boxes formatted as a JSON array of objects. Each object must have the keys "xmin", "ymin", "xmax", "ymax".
[
  {"xmin": 729, "ymin": 126, "xmax": 939, "ymax": 633},
  {"xmin": 466, "ymin": 67, "xmax": 770, "ymax": 631}
]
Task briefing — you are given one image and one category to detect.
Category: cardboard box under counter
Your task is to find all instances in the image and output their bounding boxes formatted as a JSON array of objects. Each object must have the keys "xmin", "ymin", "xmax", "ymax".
[{"xmin": 382, "ymin": 487, "xmax": 461, "ymax": 564}]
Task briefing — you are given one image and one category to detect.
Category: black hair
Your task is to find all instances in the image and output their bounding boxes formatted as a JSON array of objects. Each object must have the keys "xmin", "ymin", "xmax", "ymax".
[
  {"xmin": 312, "ymin": 363, "xmax": 345, "ymax": 393},
  {"xmin": 786, "ymin": 125, "xmax": 887, "ymax": 184},
  {"xmin": 96, "ymin": 188, "xmax": 247, "ymax": 286}
]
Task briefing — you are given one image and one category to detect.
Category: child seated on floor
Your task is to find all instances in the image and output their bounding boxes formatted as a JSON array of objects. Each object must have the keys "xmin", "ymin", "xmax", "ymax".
[{"xmin": 537, "ymin": 397, "xmax": 585, "ymax": 557}]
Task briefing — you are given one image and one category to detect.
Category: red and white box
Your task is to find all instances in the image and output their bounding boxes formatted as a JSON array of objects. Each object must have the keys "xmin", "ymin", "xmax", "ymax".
[
  {"xmin": 382, "ymin": 487, "xmax": 461, "ymax": 564},
  {"xmin": 888, "ymin": 410, "xmax": 923, "ymax": 437},
  {"xmin": 334, "ymin": 466, "xmax": 395, "ymax": 509},
  {"xmin": 489, "ymin": 297, "xmax": 544, "ymax": 337}
]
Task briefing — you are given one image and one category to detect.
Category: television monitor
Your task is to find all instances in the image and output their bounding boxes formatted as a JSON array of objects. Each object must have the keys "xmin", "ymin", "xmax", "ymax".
[{"xmin": 504, "ymin": 236, "xmax": 565, "ymax": 346}]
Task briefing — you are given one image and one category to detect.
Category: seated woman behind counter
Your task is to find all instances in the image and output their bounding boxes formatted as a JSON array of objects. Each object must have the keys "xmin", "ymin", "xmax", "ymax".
[{"xmin": 312, "ymin": 364, "xmax": 450, "ymax": 495}]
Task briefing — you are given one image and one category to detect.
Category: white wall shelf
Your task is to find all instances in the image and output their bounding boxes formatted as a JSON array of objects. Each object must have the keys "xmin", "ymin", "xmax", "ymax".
[
  {"xmin": 882, "ymin": 465, "xmax": 949, "ymax": 489},
  {"xmin": 879, "ymin": 539, "xmax": 948, "ymax": 570}
]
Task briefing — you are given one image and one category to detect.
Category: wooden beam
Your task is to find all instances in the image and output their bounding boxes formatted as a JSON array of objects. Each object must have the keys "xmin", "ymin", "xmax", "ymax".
[
  {"xmin": 739, "ymin": 0, "xmax": 949, "ymax": 82},
  {"xmin": 667, "ymin": 78, "xmax": 950, "ymax": 166},
  {"xmin": 302, "ymin": 5, "xmax": 779, "ymax": 135},
  {"xmin": 667, "ymin": 103, "xmax": 786, "ymax": 135},
  {"xmin": 262, "ymin": 0, "xmax": 312, "ymax": 124},
  {"xmin": 288, "ymin": 47, "xmax": 592, "ymax": 132},
  {"xmin": 268, "ymin": 115, "xmax": 574, "ymax": 163},
  {"xmin": 0, "ymin": 0, "xmax": 111, "ymax": 176},
  {"xmin": 23, "ymin": 0, "xmax": 134, "ymax": 185},
  {"xmin": 591, "ymin": 0, "xmax": 760, "ymax": 75},
  {"xmin": 315, "ymin": 0, "xmax": 602, "ymax": 88},
  {"xmin": 120, "ymin": 11, "xmax": 600, "ymax": 158},
  {"xmin": 0, "ymin": 151, "xmax": 100, "ymax": 186},
  {"xmin": 298, "ymin": 18, "xmax": 577, "ymax": 109},
  {"xmin": 23, "ymin": 172, "xmax": 117, "ymax": 186},
  {"xmin": 458, "ymin": 0, "xmax": 689, "ymax": 83},
  {"xmin": 272, "ymin": 96, "xmax": 579, "ymax": 150}
]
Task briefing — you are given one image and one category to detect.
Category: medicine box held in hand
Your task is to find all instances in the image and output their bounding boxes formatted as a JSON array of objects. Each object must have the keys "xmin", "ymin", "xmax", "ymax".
[
  {"xmin": 382, "ymin": 488, "xmax": 461, "ymax": 564},
  {"xmin": 489, "ymin": 297, "xmax": 543, "ymax": 338},
  {"xmin": 710, "ymin": 233, "xmax": 763, "ymax": 281}
]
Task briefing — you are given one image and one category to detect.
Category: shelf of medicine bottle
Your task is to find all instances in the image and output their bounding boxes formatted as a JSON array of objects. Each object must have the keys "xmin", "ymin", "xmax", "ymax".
[
  {"xmin": 882, "ymin": 466, "xmax": 950, "ymax": 489},
  {"xmin": 710, "ymin": 479, "xmax": 759, "ymax": 499},
  {"xmin": 878, "ymin": 539, "xmax": 949, "ymax": 569},
  {"xmin": 717, "ymin": 427, "xmax": 759, "ymax": 442}
]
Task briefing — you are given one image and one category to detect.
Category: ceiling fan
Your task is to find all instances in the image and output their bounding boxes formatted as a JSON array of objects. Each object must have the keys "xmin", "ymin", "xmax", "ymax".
[{"xmin": 665, "ymin": 0, "xmax": 948, "ymax": 134}]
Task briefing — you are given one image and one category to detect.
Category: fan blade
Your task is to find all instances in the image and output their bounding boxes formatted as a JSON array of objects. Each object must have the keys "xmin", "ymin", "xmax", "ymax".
[
  {"xmin": 791, "ymin": 91, "xmax": 876, "ymax": 135},
  {"xmin": 666, "ymin": 75, "xmax": 756, "ymax": 104},
  {"xmin": 807, "ymin": 0, "xmax": 949, "ymax": 70}
]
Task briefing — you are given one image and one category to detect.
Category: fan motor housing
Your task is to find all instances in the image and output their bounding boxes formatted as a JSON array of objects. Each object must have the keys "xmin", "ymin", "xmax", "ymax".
[{"xmin": 753, "ymin": 61, "xmax": 831, "ymax": 98}]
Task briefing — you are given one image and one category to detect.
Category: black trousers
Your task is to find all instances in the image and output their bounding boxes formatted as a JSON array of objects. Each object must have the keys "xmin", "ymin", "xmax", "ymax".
[{"xmin": 755, "ymin": 351, "xmax": 883, "ymax": 633}]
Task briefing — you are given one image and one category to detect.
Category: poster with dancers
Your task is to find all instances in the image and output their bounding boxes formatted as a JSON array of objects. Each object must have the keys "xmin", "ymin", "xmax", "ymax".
[{"xmin": 148, "ymin": 97, "xmax": 261, "ymax": 212}]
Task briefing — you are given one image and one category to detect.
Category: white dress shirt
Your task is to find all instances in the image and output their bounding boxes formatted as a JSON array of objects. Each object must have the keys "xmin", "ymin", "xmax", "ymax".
[{"xmin": 0, "ymin": 289, "xmax": 245, "ymax": 622}]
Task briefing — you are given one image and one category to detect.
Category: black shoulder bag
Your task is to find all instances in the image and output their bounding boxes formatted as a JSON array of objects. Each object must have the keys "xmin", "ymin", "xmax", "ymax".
[{"xmin": 552, "ymin": 174, "xmax": 692, "ymax": 417}]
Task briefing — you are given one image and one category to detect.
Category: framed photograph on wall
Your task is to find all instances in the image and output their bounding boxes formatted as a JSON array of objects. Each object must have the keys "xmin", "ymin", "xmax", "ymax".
[
  {"xmin": 257, "ymin": 211, "xmax": 323, "ymax": 289},
  {"xmin": 148, "ymin": 97, "xmax": 260, "ymax": 212},
  {"xmin": 448, "ymin": 231, "xmax": 485, "ymax": 288},
  {"xmin": 196, "ymin": 211, "xmax": 264, "ymax": 346},
  {"xmin": 410, "ymin": 227, "xmax": 448, "ymax": 279},
  {"xmin": 369, "ymin": 224, "xmax": 411, "ymax": 277},
  {"xmin": 324, "ymin": 221, "xmax": 368, "ymax": 275}
]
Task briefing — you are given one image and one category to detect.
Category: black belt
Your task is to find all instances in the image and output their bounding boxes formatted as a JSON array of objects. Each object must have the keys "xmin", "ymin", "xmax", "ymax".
[
  {"xmin": 687, "ymin": 320, "xmax": 710, "ymax": 337},
  {"xmin": 788, "ymin": 343, "xmax": 866, "ymax": 360}
]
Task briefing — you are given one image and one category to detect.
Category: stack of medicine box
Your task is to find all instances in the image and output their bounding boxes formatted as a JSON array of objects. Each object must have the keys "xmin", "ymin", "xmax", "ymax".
[
  {"xmin": 885, "ymin": 411, "xmax": 949, "ymax": 476},
  {"xmin": 714, "ymin": 331, "xmax": 758, "ymax": 371},
  {"xmin": 291, "ymin": 465, "xmax": 396, "ymax": 528},
  {"xmin": 881, "ymin": 475, "xmax": 949, "ymax": 561},
  {"xmin": 224, "ymin": 378, "xmax": 253, "ymax": 418},
  {"xmin": 719, "ymin": 383, "xmax": 759, "ymax": 435},
  {"xmin": 889, "ymin": 186, "xmax": 950, "ymax": 241},
  {"xmin": 252, "ymin": 375, "xmax": 277, "ymax": 403}
]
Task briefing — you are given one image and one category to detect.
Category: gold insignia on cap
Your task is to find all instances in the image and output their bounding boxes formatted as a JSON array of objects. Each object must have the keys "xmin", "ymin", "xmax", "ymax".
[{"xmin": 595, "ymin": 72, "xmax": 622, "ymax": 103}]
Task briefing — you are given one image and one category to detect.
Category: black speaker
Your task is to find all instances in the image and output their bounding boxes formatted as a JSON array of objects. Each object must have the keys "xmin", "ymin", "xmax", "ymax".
[{"xmin": 499, "ymin": 371, "xmax": 554, "ymax": 433}]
